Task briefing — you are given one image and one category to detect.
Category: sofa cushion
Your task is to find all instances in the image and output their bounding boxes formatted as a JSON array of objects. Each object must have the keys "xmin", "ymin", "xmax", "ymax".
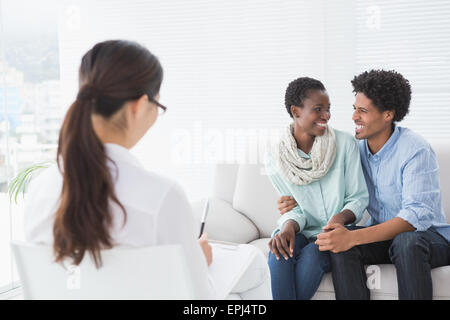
[
  {"xmin": 313, "ymin": 268, "xmax": 399, "ymax": 300},
  {"xmin": 356, "ymin": 264, "xmax": 450, "ymax": 299},
  {"xmin": 250, "ymin": 237, "xmax": 450, "ymax": 299},
  {"xmin": 249, "ymin": 238, "xmax": 271, "ymax": 257},
  {"xmin": 312, "ymin": 265, "xmax": 450, "ymax": 300},
  {"xmin": 430, "ymin": 265, "xmax": 450, "ymax": 298},
  {"xmin": 191, "ymin": 197, "xmax": 260, "ymax": 244},
  {"xmin": 232, "ymin": 164, "xmax": 280, "ymax": 238}
]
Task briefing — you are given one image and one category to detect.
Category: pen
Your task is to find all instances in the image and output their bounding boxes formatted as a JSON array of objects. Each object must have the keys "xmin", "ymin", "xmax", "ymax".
[{"xmin": 198, "ymin": 198, "xmax": 209, "ymax": 238}]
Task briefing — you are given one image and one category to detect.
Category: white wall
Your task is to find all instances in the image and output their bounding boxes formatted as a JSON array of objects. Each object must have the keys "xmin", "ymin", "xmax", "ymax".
[{"xmin": 57, "ymin": 0, "xmax": 450, "ymax": 201}]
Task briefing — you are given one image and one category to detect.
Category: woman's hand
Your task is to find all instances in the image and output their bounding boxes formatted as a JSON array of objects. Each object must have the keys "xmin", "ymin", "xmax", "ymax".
[
  {"xmin": 268, "ymin": 220, "xmax": 298, "ymax": 260},
  {"xmin": 322, "ymin": 214, "xmax": 346, "ymax": 232},
  {"xmin": 198, "ymin": 233, "xmax": 213, "ymax": 266},
  {"xmin": 277, "ymin": 196, "xmax": 298, "ymax": 215},
  {"xmin": 322, "ymin": 210, "xmax": 355, "ymax": 232}
]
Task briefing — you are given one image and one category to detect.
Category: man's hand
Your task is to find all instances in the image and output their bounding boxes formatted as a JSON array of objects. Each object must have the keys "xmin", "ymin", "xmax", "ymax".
[
  {"xmin": 268, "ymin": 220, "xmax": 298, "ymax": 260},
  {"xmin": 277, "ymin": 196, "xmax": 298, "ymax": 215},
  {"xmin": 315, "ymin": 223, "xmax": 356, "ymax": 253}
]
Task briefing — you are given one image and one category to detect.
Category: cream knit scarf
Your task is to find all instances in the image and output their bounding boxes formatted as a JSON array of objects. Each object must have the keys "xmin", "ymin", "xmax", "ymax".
[{"xmin": 274, "ymin": 123, "xmax": 336, "ymax": 185}]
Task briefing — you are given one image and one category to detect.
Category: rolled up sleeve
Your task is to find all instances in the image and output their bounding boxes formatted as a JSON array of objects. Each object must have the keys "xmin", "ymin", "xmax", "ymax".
[
  {"xmin": 272, "ymin": 207, "xmax": 307, "ymax": 238},
  {"xmin": 396, "ymin": 147, "xmax": 441, "ymax": 231}
]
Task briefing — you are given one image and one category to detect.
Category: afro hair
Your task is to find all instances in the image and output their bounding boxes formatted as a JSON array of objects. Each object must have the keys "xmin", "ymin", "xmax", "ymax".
[
  {"xmin": 284, "ymin": 77, "xmax": 326, "ymax": 118},
  {"xmin": 351, "ymin": 69, "xmax": 411, "ymax": 122}
]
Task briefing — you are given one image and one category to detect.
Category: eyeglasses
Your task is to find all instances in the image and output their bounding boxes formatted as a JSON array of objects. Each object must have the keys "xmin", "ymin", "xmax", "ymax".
[{"xmin": 148, "ymin": 97, "xmax": 167, "ymax": 115}]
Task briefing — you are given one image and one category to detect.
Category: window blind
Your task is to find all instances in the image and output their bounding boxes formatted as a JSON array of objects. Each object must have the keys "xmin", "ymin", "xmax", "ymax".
[
  {"xmin": 58, "ymin": 0, "xmax": 327, "ymax": 201},
  {"xmin": 58, "ymin": 0, "xmax": 450, "ymax": 201},
  {"xmin": 353, "ymin": 0, "xmax": 450, "ymax": 139}
]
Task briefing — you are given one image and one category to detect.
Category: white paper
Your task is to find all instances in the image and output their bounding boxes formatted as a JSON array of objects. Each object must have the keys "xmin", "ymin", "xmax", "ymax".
[{"xmin": 207, "ymin": 243, "xmax": 257, "ymax": 299}]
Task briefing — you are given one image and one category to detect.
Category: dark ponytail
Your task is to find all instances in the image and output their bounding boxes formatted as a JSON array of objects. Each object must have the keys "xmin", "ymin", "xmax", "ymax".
[{"xmin": 53, "ymin": 40, "xmax": 163, "ymax": 267}]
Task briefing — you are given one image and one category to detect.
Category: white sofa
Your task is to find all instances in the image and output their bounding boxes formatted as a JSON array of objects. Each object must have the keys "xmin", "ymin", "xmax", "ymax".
[{"xmin": 192, "ymin": 140, "xmax": 450, "ymax": 299}]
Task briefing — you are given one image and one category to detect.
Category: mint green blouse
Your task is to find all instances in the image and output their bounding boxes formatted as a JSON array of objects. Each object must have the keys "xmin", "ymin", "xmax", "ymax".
[{"xmin": 265, "ymin": 129, "xmax": 369, "ymax": 239}]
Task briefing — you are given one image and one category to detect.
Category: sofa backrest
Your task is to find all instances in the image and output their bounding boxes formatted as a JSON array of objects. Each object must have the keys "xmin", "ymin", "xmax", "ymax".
[
  {"xmin": 231, "ymin": 164, "xmax": 280, "ymax": 238},
  {"xmin": 212, "ymin": 163, "xmax": 239, "ymax": 204},
  {"xmin": 214, "ymin": 139, "xmax": 450, "ymax": 238}
]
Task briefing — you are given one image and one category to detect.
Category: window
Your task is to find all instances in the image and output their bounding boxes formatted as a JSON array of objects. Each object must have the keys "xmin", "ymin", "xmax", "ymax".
[
  {"xmin": 324, "ymin": 0, "xmax": 450, "ymax": 139},
  {"xmin": 0, "ymin": 0, "xmax": 61, "ymax": 293},
  {"xmin": 354, "ymin": 0, "xmax": 450, "ymax": 138}
]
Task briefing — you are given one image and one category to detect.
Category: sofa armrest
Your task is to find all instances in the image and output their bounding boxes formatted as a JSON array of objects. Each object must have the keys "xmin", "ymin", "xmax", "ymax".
[{"xmin": 191, "ymin": 197, "xmax": 260, "ymax": 244}]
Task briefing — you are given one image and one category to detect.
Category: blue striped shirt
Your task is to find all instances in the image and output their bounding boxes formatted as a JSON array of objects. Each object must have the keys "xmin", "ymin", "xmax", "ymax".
[{"xmin": 359, "ymin": 126, "xmax": 450, "ymax": 242}]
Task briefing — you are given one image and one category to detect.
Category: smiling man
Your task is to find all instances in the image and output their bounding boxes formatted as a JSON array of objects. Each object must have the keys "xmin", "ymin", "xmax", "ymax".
[{"xmin": 314, "ymin": 69, "xmax": 450, "ymax": 299}]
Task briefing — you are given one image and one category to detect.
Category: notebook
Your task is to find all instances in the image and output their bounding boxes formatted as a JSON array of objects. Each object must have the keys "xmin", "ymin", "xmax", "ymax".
[{"xmin": 207, "ymin": 242, "xmax": 257, "ymax": 299}]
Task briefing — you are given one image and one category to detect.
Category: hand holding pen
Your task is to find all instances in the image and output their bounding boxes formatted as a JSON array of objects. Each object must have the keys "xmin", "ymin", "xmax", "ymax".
[
  {"xmin": 198, "ymin": 199, "xmax": 212, "ymax": 265},
  {"xmin": 198, "ymin": 198, "xmax": 209, "ymax": 238}
]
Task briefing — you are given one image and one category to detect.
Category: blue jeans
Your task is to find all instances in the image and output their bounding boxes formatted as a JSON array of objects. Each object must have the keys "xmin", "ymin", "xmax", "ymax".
[
  {"xmin": 330, "ymin": 227, "xmax": 450, "ymax": 300},
  {"xmin": 268, "ymin": 232, "xmax": 331, "ymax": 300}
]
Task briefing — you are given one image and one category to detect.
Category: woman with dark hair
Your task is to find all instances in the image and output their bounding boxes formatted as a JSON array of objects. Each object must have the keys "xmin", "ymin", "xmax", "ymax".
[
  {"xmin": 266, "ymin": 77, "xmax": 369, "ymax": 299},
  {"xmin": 23, "ymin": 40, "xmax": 271, "ymax": 299}
]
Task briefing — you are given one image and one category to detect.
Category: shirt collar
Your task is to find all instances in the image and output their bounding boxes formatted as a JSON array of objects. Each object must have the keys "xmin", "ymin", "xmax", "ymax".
[
  {"xmin": 297, "ymin": 148, "xmax": 311, "ymax": 159},
  {"xmin": 364, "ymin": 125, "xmax": 401, "ymax": 160},
  {"xmin": 104, "ymin": 143, "xmax": 143, "ymax": 168}
]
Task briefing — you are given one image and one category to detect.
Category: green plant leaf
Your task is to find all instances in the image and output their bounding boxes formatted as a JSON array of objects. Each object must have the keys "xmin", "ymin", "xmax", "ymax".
[{"xmin": 8, "ymin": 161, "xmax": 53, "ymax": 204}]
